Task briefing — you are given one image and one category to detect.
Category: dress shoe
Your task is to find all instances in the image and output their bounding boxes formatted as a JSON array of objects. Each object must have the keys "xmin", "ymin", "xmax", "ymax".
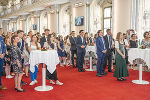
[
  {"xmin": 21, "ymin": 81, "xmax": 27, "ymax": 85},
  {"xmin": 17, "ymin": 89, "xmax": 25, "ymax": 92},
  {"xmin": 108, "ymin": 70, "xmax": 113, "ymax": 73},
  {"xmin": 117, "ymin": 78, "xmax": 124, "ymax": 81},
  {"xmin": 101, "ymin": 72, "xmax": 107, "ymax": 75},
  {"xmin": 81, "ymin": 69, "xmax": 85, "ymax": 72},
  {"xmin": 96, "ymin": 74, "xmax": 102, "ymax": 77},
  {"xmin": 121, "ymin": 78, "xmax": 127, "ymax": 81},
  {"xmin": 0, "ymin": 86, "xmax": 7, "ymax": 90},
  {"xmin": 73, "ymin": 65, "xmax": 76, "ymax": 68},
  {"xmin": 14, "ymin": 88, "xmax": 18, "ymax": 91},
  {"xmin": 78, "ymin": 69, "xmax": 84, "ymax": 72},
  {"xmin": 78, "ymin": 69, "xmax": 82, "ymax": 72}
]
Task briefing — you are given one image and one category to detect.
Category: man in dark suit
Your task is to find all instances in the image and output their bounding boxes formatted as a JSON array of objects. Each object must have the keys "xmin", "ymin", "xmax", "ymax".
[
  {"xmin": 96, "ymin": 30, "xmax": 106, "ymax": 77},
  {"xmin": 76, "ymin": 30, "xmax": 86, "ymax": 72},
  {"xmin": 69, "ymin": 31, "xmax": 77, "ymax": 68},
  {"xmin": 0, "ymin": 28, "xmax": 7, "ymax": 90},
  {"xmin": 40, "ymin": 29, "xmax": 50, "ymax": 48},
  {"xmin": 103, "ymin": 29, "xmax": 113, "ymax": 73}
]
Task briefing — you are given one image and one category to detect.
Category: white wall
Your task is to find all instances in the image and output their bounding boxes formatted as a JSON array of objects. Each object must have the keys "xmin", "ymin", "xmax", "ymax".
[
  {"xmin": 112, "ymin": 0, "xmax": 131, "ymax": 38},
  {"xmin": 73, "ymin": 6, "xmax": 86, "ymax": 34}
]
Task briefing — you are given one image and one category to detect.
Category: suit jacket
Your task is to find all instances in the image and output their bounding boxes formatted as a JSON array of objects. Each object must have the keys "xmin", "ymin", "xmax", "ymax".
[
  {"xmin": 76, "ymin": 36, "xmax": 86, "ymax": 53},
  {"xmin": 40, "ymin": 36, "xmax": 47, "ymax": 48},
  {"xmin": 104, "ymin": 35, "xmax": 113, "ymax": 55},
  {"xmin": 0, "ymin": 36, "xmax": 6, "ymax": 54},
  {"xmin": 69, "ymin": 36, "xmax": 77, "ymax": 51},
  {"xmin": 17, "ymin": 39, "xmax": 24, "ymax": 53},
  {"xmin": 96, "ymin": 36, "xmax": 106, "ymax": 56}
]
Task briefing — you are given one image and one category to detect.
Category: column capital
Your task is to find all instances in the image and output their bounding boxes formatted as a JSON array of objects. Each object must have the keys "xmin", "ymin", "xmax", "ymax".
[
  {"xmin": 56, "ymin": 10, "xmax": 59, "ymax": 14},
  {"xmin": 86, "ymin": 3, "xmax": 90, "ymax": 7}
]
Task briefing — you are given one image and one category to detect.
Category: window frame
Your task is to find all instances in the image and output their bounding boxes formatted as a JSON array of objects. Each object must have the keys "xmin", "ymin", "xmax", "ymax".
[{"xmin": 103, "ymin": 6, "xmax": 112, "ymax": 35}]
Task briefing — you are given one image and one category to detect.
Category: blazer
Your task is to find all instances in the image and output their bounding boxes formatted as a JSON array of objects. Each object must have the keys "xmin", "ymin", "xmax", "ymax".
[
  {"xmin": 40, "ymin": 36, "xmax": 47, "ymax": 48},
  {"xmin": 76, "ymin": 35, "xmax": 86, "ymax": 53},
  {"xmin": 69, "ymin": 36, "xmax": 77, "ymax": 51},
  {"xmin": 104, "ymin": 35, "xmax": 113, "ymax": 54},
  {"xmin": 96, "ymin": 36, "xmax": 106, "ymax": 56},
  {"xmin": 0, "ymin": 36, "xmax": 6, "ymax": 54},
  {"xmin": 17, "ymin": 39, "xmax": 24, "ymax": 53}
]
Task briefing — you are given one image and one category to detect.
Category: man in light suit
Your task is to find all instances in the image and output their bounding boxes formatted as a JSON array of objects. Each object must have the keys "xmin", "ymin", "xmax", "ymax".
[
  {"xmin": 96, "ymin": 30, "xmax": 107, "ymax": 77},
  {"xmin": 0, "ymin": 28, "xmax": 7, "ymax": 90},
  {"xmin": 69, "ymin": 31, "xmax": 77, "ymax": 68},
  {"xmin": 40, "ymin": 29, "xmax": 50, "ymax": 48},
  {"xmin": 76, "ymin": 30, "xmax": 86, "ymax": 72},
  {"xmin": 103, "ymin": 29, "xmax": 113, "ymax": 73}
]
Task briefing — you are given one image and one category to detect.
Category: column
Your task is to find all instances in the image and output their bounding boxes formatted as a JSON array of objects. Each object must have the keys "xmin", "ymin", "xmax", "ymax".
[
  {"xmin": 14, "ymin": 21, "xmax": 17, "ymax": 32},
  {"xmin": 0, "ymin": 19, "xmax": 2, "ymax": 28},
  {"xmin": 47, "ymin": 13, "xmax": 51, "ymax": 30},
  {"xmin": 36, "ymin": 16, "xmax": 40, "ymax": 32},
  {"xmin": 112, "ymin": 0, "xmax": 131, "ymax": 38},
  {"xmin": 86, "ymin": 1, "xmax": 90, "ymax": 33},
  {"xmin": 55, "ymin": 5, "xmax": 60, "ymax": 34},
  {"xmin": 24, "ymin": 19, "xmax": 27, "ymax": 33}
]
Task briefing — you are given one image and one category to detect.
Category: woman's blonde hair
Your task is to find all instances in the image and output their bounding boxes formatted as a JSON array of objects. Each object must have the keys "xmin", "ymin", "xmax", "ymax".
[
  {"xmin": 116, "ymin": 32, "xmax": 122, "ymax": 43},
  {"xmin": 5, "ymin": 36, "xmax": 11, "ymax": 45}
]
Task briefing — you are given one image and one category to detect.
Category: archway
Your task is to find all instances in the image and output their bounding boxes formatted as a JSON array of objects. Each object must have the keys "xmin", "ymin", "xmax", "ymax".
[
  {"xmin": 59, "ymin": 4, "xmax": 71, "ymax": 36},
  {"xmin": 40, "ymin": 11, "xmax": 48, "ymax": 34}
]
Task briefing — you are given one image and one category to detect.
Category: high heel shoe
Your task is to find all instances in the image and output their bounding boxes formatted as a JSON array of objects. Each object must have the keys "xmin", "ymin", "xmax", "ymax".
[
  {"xmin": 121, "ymin": 78, "xmax": 127, "ymax": 81},
  {"xmin": 14, "ymin": 88, "xmax": 18, "ymax": 91},
  {"xmin": 117, "ymin": 78, "xmax": 124, "ymax": 81},
  {"xmin": 17, "ymin": 89, "xmax": 25, "ymax": 92}
]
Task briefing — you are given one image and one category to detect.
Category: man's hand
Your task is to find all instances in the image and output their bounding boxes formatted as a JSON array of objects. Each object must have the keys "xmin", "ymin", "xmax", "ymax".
[
  {"xmin": 102, "ymin": 50, "xmax": 107, "ymax": 54},
  {"xmin": 0, "ymin": 54, "xmax": 4, "ymax": 59},
  {"xmin": 81, "ymin": 45, "xmax": 85, "ymax": 48}
]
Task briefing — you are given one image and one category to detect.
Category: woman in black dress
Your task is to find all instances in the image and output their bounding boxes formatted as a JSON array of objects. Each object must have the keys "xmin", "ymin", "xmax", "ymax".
[
  {"xmin": 44, "ymin": 34, "xmax": 63, "ymax": 85},
  {"xmin": 11, "ymin": 35, "xmax": 24, "ymax": 92},
  {"xmin": 4, "ymin": 36, "xmax": 14, "ymax": 79}
]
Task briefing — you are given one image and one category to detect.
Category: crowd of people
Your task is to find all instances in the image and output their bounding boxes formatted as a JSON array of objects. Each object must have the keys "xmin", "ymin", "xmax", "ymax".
[{"xmin": 0, "ymin": 27, "xmax": 150, "ymax": 93}]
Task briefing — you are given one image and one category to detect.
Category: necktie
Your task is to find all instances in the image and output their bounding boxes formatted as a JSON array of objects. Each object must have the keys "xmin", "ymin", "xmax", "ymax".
[
  {"xmin": 102, "ymin": 37, "xmax": 106, "ymax": 50},
  {"xmin": 109, "ymin": 36, "xmax": 111, "ymax": 48}
]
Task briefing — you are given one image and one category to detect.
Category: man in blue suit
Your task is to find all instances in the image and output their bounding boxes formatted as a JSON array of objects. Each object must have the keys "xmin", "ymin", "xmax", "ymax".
[
  {"xmin": 76, "ymin": 30, "xmax": 86, "ymax": 72},
  {"xmin": 0, "ymin": 28, "xmax": 7, "ymax": 90},
  {"xmin": 96, "ymin": 30, "xmax": 107, "ymax": 77}
]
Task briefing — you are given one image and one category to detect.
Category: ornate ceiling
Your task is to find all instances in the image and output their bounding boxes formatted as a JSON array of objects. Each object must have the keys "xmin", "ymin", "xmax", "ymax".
[{"xmin": 0, "ymin": 0, "xmax": 9, "ymax": 6}]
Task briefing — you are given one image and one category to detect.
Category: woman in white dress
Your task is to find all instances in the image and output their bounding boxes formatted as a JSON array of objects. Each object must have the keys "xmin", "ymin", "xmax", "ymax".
[
  {"xmin": 28, "ymin": 34, "xmax": 41, "ymax": 85},
  {"xmin": 44, "ymin": 34, "xmax": 63, "ymax": 85}
]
